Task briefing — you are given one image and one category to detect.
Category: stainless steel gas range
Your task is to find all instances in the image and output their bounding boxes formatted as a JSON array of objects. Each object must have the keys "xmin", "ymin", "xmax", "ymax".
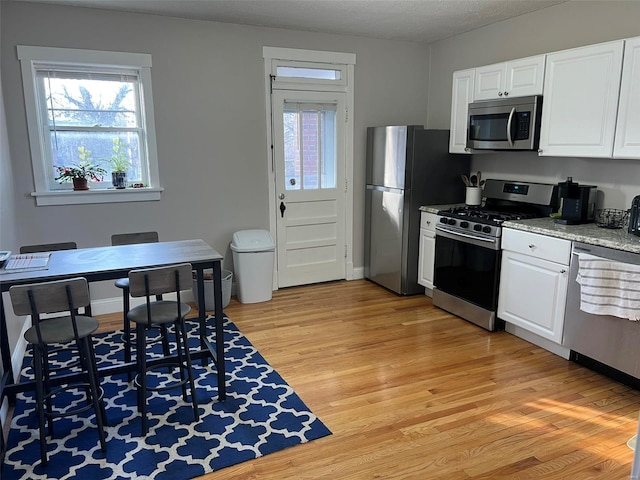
[{"xmin": 432, "ymin": 179, "xmax": 558, "ymax": 331}]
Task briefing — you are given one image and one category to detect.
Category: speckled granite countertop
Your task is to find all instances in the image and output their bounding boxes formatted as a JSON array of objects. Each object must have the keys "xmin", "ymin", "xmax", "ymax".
[
  {"xmin": 503, "ymin": 217, "xmax": 640, "ymax": 254},
  {"xmin": 420, "ymin": 204, "xmax": 465, "ymax": 214}
]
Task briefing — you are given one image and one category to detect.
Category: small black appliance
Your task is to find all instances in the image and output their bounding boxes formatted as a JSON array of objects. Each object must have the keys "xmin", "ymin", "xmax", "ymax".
[
  {"xmin": 555, "ymin": 177, "xmax": 597, "ymax": 225},
  {"xmin": 629, "ymin": 195, "xmax": 640, "ymax": 236}
]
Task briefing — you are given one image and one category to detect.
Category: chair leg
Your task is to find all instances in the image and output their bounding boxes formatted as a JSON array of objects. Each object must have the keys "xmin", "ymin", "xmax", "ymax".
[
  {"xmin": 80, "ymin": 337, "xmax": 107, "ymax": 452},
  {"xmin": 178, "ymin": 320, "xmax": 199, "ymax": 422},
  {"xmin": 136, "ymin": 323, "xmax": 148, "ymax": 436},
  {"xmin": 42, "ymin": 345, "xmax": 54, "ymax": 438},
  {"xmin": 160, "ymin": 324, "xmax": 171, "ymax": 357},
  {"xmin": 33, "ymin": 346, "xmax": 48, "ymax": 465},
  {"xmin": 123, "ymin": 289, "xmax": 132, "ymax": 381},
  {"xmin": 173, "ymin": 324, "xmax": 188, "ymax": 402}
]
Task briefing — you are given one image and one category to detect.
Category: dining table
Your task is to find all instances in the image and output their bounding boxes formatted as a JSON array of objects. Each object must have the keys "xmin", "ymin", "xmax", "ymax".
[{"xmin": 0, "ymin": 239, "xmax": 227, "ymax": 414}]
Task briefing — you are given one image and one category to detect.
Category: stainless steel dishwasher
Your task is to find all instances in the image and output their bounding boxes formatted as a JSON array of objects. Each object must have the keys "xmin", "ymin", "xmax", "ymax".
[{"xmin": 563, "ymin": 242, "xmax": 640, "ymax": 379}]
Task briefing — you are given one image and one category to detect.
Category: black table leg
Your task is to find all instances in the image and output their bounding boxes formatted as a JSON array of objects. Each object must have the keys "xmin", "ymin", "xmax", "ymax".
[{"xmin": 213, "ymin": 261, "xmax": 225, "ymax": 401}]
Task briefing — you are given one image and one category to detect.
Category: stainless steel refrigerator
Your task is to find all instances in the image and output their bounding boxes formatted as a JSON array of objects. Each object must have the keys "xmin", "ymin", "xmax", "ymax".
[{"xmin": 364, "ymin": 126, "xmax": 469, "ymax": 295}]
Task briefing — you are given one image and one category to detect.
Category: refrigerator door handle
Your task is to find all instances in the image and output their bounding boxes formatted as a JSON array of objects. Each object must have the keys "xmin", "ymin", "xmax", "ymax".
[{"xmin": 366, "ymin": 185, "xmax": 404, "ymax": 194}]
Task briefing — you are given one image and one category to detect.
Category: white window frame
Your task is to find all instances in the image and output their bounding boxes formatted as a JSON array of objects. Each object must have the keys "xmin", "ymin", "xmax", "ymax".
[
  {"xmin": 263, "ymin": 46, "xmax": 356, "ymax": 281},
  {"xmin": 17, "ymin": 45, "xmax": 162, "ymax": 206}
]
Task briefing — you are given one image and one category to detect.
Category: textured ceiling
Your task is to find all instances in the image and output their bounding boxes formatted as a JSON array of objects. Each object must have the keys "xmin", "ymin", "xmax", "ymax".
[{"xmin": 9, "ymin": 0, "xmax": 569, "ymax": 43}]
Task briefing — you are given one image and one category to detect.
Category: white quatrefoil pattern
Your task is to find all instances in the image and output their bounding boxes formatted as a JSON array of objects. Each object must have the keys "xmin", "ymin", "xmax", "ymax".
[{"xmin": 2, "ymin": 316, "xmax": 331, "ymax": 480}]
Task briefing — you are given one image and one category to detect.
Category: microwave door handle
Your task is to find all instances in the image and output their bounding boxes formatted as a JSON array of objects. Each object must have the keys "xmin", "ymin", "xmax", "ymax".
[{"xmin": 506, "ymin": 107, "xmax": 515, "ymax": 147}]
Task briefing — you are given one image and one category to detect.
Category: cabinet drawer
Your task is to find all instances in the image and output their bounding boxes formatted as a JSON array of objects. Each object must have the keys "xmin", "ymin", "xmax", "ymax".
[
  {"xmin": 420, "ymin": 212, "xmax": 437, "ymax": 232},
  {"xmin": 502, "ymin": 228, "xmax": 571, "ymax": 265}
]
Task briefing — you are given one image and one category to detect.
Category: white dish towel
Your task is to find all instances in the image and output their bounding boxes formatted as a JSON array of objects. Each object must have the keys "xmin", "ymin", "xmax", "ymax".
[{"xmin": 576, "ymin": 252, "xmax": 640, "ymax": 321}]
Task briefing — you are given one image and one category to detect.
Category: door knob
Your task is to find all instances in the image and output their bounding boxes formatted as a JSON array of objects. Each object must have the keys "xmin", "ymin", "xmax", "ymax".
[{"xmin": 279, "ymin": 193, "xmax": 285, "ymax": 200}]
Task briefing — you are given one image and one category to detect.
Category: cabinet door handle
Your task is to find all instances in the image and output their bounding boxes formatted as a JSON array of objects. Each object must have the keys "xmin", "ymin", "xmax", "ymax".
[
  {"xmin": 560, "ymin": 269, "xmax": 567, "ymax": 274},
  {"xmin": 504, "ymin": 91, "xmax": 509, "ymax": 96},
  {"xmin": 528, "ymin": 244, "xmax": 535, "ymax": 249},
  {"xmin": 498, "ymin": 91, "xmax": 503, "ymax": 96},
  {"xmin": 426, "ymin": 221, "xmax": 431, "ymax": 225}
]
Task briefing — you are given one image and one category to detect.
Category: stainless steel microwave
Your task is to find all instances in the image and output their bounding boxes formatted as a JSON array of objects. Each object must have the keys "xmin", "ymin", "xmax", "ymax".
[{"xmin": 467, "ymin": 95, "xmax": 543, "ymax": 150}]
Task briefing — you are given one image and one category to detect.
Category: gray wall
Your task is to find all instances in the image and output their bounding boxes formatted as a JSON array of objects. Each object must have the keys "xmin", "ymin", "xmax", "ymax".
[
  {"xmin": 0, "ymin": 1, "xmax": 430, "ymax": 300},
  {"xmin": 427, "ymin": 0, "xmax": 640, "ymax": 210},
  {"xmin": 0, "ymin": 2, "xmax": 23, "ymax": 425},
  {"xmin": 3, "ymin": 0, "xmax": 640, "ymax": 295}
]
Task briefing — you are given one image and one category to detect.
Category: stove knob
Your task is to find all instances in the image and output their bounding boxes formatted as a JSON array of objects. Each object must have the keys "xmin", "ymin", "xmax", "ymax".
[
  {"xmin": 473, "ymin": 224, "xmax": 482, "ymax": 231},
  {"xmin": 439, "ymin": 217, "xmax": 448, "ymax": 224},
  {"xmin": 460, "ymin": 221, "xmax": 469, "ymax": 228},
  {"xmin": 447, "ymin": 218, "xmax": 456, "ymax": 226},
  {"xmin": 482, "ymin": 226, "xmax": 492, "ymax": 234}
]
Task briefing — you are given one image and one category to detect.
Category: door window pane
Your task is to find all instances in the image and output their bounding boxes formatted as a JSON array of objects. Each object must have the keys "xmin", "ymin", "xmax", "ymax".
[{"xmin": 283, "ymin": 102, "xmax": 336, "ymax": 191}]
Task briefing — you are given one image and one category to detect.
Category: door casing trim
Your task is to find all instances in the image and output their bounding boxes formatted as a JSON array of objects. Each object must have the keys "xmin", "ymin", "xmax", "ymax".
[{"xmin": 263, "ymin": 47, "xmax": 356, "ymax": 290}]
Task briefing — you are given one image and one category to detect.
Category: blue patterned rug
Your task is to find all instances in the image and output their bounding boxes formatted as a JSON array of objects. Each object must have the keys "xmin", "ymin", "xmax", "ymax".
[{"xmin": 2, "ymin": 316, "xmax": 331, "ymax": 479}]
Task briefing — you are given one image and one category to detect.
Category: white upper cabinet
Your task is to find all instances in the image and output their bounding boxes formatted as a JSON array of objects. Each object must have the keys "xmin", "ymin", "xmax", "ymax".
[
  {"xmin": 449, "ymin": 68, "xmax": 474, "ymax": 154},
  {"xmin": 539, "ymin": 40, "xmax": 624, "ymax": 158},
  {"xmin": 614, "ymin": 36, "xmax": 640, "ymax": 159},
  {"xmin": 474, "ymin": 55, "xmax": 545, "ymax": 101}
]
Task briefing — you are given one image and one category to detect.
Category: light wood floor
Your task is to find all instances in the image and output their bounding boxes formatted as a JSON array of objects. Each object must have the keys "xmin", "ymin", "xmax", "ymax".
[{"xmin": 96, "ymin": 279, "xmax": 640, "ymax": 479}]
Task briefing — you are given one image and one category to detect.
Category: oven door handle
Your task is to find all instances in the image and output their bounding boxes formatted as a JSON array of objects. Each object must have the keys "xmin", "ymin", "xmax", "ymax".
[{"xmin": 436, "ymin": 225, "xmax": 500, "ymax": 250}]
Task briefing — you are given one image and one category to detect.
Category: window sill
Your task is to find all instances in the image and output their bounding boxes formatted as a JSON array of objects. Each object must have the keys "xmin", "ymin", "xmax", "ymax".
[{"xmin": 31, "ymin": 187, "xmax": 163, "ymax": 206}]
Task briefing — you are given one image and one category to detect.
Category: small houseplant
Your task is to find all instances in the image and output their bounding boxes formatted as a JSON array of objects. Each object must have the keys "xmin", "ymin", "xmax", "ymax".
[
  {"xmin": 54, "ymin": 146, "xmax": 107, "ymax": 191},
  {"xmin": 106, "ymin": 138, "xmax": 131, "ymax": 189}
]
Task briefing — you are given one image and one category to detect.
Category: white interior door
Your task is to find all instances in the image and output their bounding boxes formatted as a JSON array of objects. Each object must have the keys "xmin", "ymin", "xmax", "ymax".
[{"xmin": 272, "ymin": 90, "xmax": 346, "ymax": 288}]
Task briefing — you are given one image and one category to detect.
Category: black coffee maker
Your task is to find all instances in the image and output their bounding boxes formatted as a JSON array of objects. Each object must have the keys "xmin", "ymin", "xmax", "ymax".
[
  {"xmin": 629, "ymin": 195, "xmax": 640, "ymax": 236},
  {"xmin": 555, "ymin": 177, "xmax": 597, "ymax": 225}
]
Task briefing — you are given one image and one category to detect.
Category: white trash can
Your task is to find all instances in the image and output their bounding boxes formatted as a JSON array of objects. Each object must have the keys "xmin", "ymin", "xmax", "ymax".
[{"xmin": 230, "ymin": 229, "xmax": 275, "ymax": 304}]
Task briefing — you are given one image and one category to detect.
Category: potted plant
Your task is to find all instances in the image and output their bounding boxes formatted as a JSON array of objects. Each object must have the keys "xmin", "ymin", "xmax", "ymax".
[
  {"xmin": 54, "ymin": 146, "xmax": 107, "ymax": 191},
  {"xmin": 106, "ymin": 138, "xmax": 131, "ymax": 189}
]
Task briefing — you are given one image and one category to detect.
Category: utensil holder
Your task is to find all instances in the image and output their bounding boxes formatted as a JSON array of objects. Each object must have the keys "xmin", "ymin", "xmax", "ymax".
[{"xmin": 465, "ymin": 187, "xmax": 482, "ymax": 206}]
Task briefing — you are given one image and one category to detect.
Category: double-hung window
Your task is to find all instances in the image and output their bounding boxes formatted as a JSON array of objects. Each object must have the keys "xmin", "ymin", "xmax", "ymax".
[{"xmin": 18, "ymin": 46, "xmax": 162, "ymax": 205}]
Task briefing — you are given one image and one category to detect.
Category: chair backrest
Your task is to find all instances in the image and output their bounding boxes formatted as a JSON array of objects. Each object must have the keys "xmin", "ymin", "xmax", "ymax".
[
  {"xmin": 9, "ymin": 277, "xmax": 90, "ymax": 316},
  {"xmin": 111, "ymin": 231, "xmax": 159, "ymax": 246},
  {"xmin": 19, "ymin": 242, "xmax": 77, "ymax": 254},
  {"xmin": 128, "ymin": 263, "xmax": 192, "ymax": 298}
]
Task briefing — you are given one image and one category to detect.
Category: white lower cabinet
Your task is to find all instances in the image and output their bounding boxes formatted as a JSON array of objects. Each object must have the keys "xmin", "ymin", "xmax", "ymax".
[
  {"xmin": 498, "ymin": 229, "xmax": 571, "ymax": 346},
  {"xmin": 418, "ymin": 212, "xmax": 437, "ymax": 295}
]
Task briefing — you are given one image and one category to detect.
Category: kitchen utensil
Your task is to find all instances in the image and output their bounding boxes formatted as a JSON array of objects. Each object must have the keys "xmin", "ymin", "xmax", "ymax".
[
  {"xmin": 469, "ymin": 175, "xmax": 477, "ymax": 186},
  {"xmin": 476, "ymin": 171, "xmax": 481, "ymax": 185},
  {"xmin": 594, "ymin": 209, "xmax": 629, "ymax": 229},
  {"xmin": 479, "ymin": 180, "xmax": 486, "ymax": 188},
  {"xmin": 461, "ymin": 175, "xmax": 470, "ymax": 187}
]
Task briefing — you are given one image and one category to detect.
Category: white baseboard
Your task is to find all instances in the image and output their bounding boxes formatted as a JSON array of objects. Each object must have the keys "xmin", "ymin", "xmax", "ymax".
[
  {"xmin": 351, "ymin": 266, "xmax": 364, "ymax": 280},
  {"xmin": 89, "ymin": 290, "xmax": 198, "ymax": 316}
]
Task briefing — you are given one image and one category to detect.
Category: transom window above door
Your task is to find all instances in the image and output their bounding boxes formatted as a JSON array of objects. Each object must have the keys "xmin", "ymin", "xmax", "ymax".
[{"xmin": 272, "ymin": 60, "xmax": 347, "ymax": 87}]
